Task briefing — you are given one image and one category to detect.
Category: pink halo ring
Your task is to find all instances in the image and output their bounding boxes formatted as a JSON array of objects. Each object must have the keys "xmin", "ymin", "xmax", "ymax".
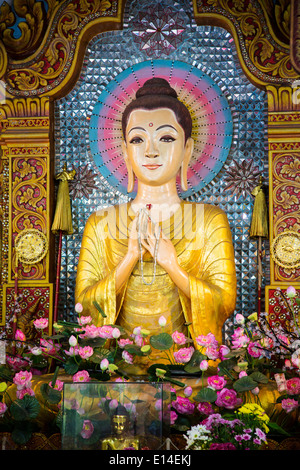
[{"xmin": 88, "ymin": 59, "xmax": 233, "ymax": 197}]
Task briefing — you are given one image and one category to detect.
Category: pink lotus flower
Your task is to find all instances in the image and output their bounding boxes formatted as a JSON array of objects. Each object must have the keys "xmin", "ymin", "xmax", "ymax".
[
  {"xmin": 286, "ymin": 377, "xmax": 300, "ymax": 395},
  {"xmin": 13, "ymin": 370, "xmax": 32, "ymax": 389},
  {"xmin": 75, "ymin": 302, "xmax": 83, "ymax": 313},
  {"xmin": 122, "ymin": 350, "xmax": 133, "ymax": 364},
  {"xmin": 197, "ymin": 402, "xmax": 214, "ymax": 416},
  {"xmin": 40, "ymin": 338, "xmax": 60, "ymax": 355},
  {"xmin": 65, "ymin": 345, "xmax": 79, "ymax": 356},
  {"xmin": 215, "ymin": 388, "xmax": 242, "ymax": 409},
  {"xmin": 173, "ymin": 347, "xmax": 194, "ymax": 364},
  {"xmin": 72, "ymin": 370, "xmax": 90, "ymax": 383},
  {"xmin": 286, "ymin": 286, "xmax": 297, "ymax": 298},
  {"xmin": 200, "ymin": 360, "xmax": 209, "ymax": 371},
  {"xmin": 207, "ymin": 375, "xmax": 227, "ymax": 390},
  {"xmin": 219, "ymin": 344, "xmax": 230, "ymax": 360},
  {"xmin": 247, "ymin": 341, "xmax": 262, "ymax": 358},
  {"xmin": 49, "ymin": 379, "xmax": 64, "ymax": 392},
  {"xmin": 112, "ymin": 328, "xmax": 121, "ymax": 339},
  {"xmin": 118, "ymin": 338, "xmax": 133, "ymax": 348},
  {"xmin": 15, "ymin": 329, "xmax": 26, "ymax": 341},
  {"xmin": 196, "ymin": 333, "xmax": 218, "ymax": 349},
  {"xmin": 170, "ymin": 410, "xmax": 178, "ymax": 425},
  {"xmin": 282, "ymin": 398, "xmax": 299, "ymax": 413},
  {"xmin": 184, "ymin": 386, "xmax": 193, "ymax": 397},
  {"xmin": 172, "ymin": 396, "xmax": 195, "ymax": 415},
  {"xmin": 78, "ymin": 346, "xmax": 94, "ymax": 359},
  {"xmin": 0, "ymin": 402, "xmax": 7, "ymax": 415},
  {"xmin": 16, "ymin": 387, "xmax": 35, "ymax": 399},
  {"xmin": 69, "ymin": 335, "xmax": 77, "ymax": 347},
  {"xmin": 81, "ymin": 420, "xmax": 94, "ymax": 439},
  {"xmin": 100, "ymin": 358, "xmax": 109, "ymax": 370},
  {"xmin": 33, "ymin": 318, "xmax": 49, "ymax": 330},
  {"xmin": 172, "ymin": 331, "xmax": 186, "ymax": 345},
  {"xmin": 205, "ymin": 347, "xmax": 219, "ymax": 360},
  {"xmin": 78, "ymin": 315, "xmax": 92, "ymax": 325},
  {"xmin": 81, "ymin": 324, "xmax": 100, "ymax": 338},
  {"xmin": 109, "ymin": 399, "xmax": 118, "ymax": 410},
  {"xmin": 98, "ymin": 325, "xmax": 114, "ymax": 339}
]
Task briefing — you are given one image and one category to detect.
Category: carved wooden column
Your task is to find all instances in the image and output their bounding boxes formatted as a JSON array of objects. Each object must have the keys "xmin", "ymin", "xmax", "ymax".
[
  {"xmin": 0, "ymin": 0, "xmax": 124, "ymax": 339},
  {"xmin": 0, "ymin": 97, "xmax": 54, "ymax": 339}
]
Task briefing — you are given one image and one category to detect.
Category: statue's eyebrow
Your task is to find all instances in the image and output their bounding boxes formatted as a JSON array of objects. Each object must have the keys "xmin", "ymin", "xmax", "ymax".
[
  {"xmin": 156, "ymin": 124, "xmax": 178, "ymax": 132},
  {"xmin": 128, "ymin": 126, "xmax": 146, "ymax": 134}
]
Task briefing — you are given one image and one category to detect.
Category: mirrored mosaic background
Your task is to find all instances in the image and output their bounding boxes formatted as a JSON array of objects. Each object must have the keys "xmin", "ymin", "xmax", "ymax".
[{"xmin": 54, "ymin": 0, "xmax": 270, "ymax": 329}]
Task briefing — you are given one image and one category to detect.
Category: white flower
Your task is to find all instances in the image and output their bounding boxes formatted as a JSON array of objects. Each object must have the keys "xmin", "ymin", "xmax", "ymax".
[
  {"xmin": 69, "ymin": 335, "xmax": 77, "ymax": 347},
  {"xmin": 158, "ymin": 315, "xmax": 167, "ymax": 327}
]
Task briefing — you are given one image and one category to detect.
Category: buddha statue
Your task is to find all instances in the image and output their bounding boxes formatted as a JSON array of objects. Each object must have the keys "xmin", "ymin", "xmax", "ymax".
[
  {"xmin": 101, "ymin": 406, "xmax": 140, "ymax": 450},
  {"xmin": 75, "ymin": 77, "xmax": 236, "ymax": 357}
]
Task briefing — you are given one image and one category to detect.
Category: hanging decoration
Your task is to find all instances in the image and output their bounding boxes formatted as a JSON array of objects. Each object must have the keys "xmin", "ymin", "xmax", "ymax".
[
  {"xmin": 249, "ymin": 176, "xmax": 269, "ymax": 316},
  {"xmin": 51, "ymin": 164, "xmax": 76, "ymax": 324}
]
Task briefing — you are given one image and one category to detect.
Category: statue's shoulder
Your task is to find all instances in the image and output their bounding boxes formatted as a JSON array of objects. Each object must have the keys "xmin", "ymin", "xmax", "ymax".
[
  {"xmin": 86, "ymin": 203, "xmax": 129, "ymax": 229},
  {"xmin": 184, "ymin": 201, "xmax": 226, "ymax": 217}
]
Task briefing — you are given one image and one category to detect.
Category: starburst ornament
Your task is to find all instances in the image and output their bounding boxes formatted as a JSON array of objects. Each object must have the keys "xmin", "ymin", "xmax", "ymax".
[
  {"xmin": 224, "ymin": 159, "xmax": 261, "ymax": 199},
  {"xmin": 68, "ymin": 164, "xmax": 98, "ymax": 199},
  {"xmin": 131, "ymin": 4, "xmax": 186, "ymax": 58}
]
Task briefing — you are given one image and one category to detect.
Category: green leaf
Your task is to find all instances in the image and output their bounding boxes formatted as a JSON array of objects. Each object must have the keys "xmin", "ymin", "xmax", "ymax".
[
  {"xmin": 82, "ymin": 337, "xmax": 107, "ymax": 348},
  {"xmin": 217, "ymin": 358, "xmax": 237, "ymax": 376},
  {"xmin": 0, "ymin": 364, "xmax": 15, "ymax": 382},
  {"xmin": 11, "ymin": 422, "xmax": 33, "ymax": 445},
  {"xmin": 64, "ymin": 356, "xmax": 79, "ymax": 375},
  {"xmin": 40, "ymin": 383, "xmax": 62, "ymax": 405},
  {"xmin": 193, "ymin": 387, "xmax": 217, "ymax": 403},
  {"xmin": 268, "ymin": 421, "xmax": 291, "ymax": 436},
  {"xmin": 124, "ymin": 344, "xmax": 144, "ymax": 356},
  {"xmin": 250, "ymin": 371, "xmax": 269, "ymax": 384},
  {"xmin": 93, "ymin": 300, "xmax": 107, "ymax": 318},
  {"xmin": 233, "ymin": 376, "xmax": 258, "ymax": 393},
  {"xmin": 150, "ymin": 333, "xmax": 173, "ymax": 350},
  {"xmin": 10, "ymin": 396, "xmax": 40, "ymax": 421}
]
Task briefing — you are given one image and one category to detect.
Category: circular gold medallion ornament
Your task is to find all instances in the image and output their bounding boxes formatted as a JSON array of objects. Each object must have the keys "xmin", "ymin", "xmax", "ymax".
[
  {"xmin": 14, "ymin": 229, "xmax": 48, "ymax": 265},
  {"xmin": 271, "ymin": 231, "xmax": 300, "ymax": 269}
]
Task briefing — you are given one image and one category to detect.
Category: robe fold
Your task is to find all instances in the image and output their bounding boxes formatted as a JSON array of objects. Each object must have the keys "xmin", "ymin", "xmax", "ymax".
[{"xmin": 75, "ymin": 202, "xmax": 236, "ymax": 347}]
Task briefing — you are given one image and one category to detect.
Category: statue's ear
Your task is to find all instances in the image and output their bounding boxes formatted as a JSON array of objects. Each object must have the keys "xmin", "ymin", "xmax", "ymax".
[
  {"xmin": 122, "ymin": 140, "xmax": 135, "ymax": 193},
  {"xmin": 180, "ymin": 137, "xmax": 194, "ymax": 192}
]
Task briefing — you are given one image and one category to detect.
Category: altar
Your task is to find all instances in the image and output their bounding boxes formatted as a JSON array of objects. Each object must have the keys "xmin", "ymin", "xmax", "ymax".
[{"xmin": 0, "ymin": 0, "xmax": 300, "ymax": 452}]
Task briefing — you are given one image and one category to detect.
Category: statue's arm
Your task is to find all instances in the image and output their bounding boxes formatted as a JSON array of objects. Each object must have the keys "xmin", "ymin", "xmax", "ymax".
[{"xmin": 75, "ymin": 211, "xmax": 141, "ymax": 322}]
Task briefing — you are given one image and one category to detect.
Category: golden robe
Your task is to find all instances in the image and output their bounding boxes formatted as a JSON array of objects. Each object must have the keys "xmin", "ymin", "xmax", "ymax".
[{"xmin": 75, "ymin": 202, "xmax": 236, "ymax": 348}]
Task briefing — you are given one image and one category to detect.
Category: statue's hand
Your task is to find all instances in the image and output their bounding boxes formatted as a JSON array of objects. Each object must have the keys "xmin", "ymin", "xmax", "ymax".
[
  {"xmin": 142, "ymin": 221, "xmax": 178, "ymax": 273},
  {"xmin": 128, "ymin": 216, "xmax": 145, "ymax": 261}
]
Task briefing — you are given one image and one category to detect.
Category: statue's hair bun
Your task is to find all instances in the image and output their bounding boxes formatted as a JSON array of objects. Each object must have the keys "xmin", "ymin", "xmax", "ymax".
[{"xmin": 136, "ymin": 78, "xmax": 178, "ymax": 99}]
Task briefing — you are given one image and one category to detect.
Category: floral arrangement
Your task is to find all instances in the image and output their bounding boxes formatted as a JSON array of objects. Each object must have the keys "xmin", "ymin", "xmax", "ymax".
[
  {"xmin": 0, "ymin": 286, "xmax": 299, "ymax": 449},
  {"xmin": 183, "ymin": 404, "xmax": 269, "ymax": 450}
]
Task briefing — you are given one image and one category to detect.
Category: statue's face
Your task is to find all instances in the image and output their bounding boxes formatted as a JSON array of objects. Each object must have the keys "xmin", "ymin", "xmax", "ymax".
[
  {"xmin": 112, "ymin": 415, "xmax": 128, "ymax": 435},
  {"xmin": 123, "ymin": 108, "xmax": 190, "ymax": 187}
]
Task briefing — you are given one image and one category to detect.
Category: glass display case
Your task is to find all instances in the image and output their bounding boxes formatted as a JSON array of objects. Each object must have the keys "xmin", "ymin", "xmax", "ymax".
[{"xmin": 61, "ymin": 381, "xmax": 171, "ymax": 450}]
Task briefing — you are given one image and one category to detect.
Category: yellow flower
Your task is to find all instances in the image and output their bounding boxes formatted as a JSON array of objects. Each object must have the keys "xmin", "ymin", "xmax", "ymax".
[
  {"xmin": 0, "ymin": 382, "xmax": 7, "ymax": 393},
  {"xmin": 237, "ymin": 403, "xmax": 270, "ymax": 432}
]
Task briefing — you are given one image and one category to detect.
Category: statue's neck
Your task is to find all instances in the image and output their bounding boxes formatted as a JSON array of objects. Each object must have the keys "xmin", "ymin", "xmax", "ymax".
[
  {"xmin": 131, "ymin": 181, "xmax": 182, "ymax": 222},
  {"xmin": 133, "ymin": 180, "xmax": 181, "ymax": 206}
]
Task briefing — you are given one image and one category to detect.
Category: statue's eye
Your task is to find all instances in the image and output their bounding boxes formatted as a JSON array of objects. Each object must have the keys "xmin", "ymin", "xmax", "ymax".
[
  {"xmin": 160, "ymin": 135, "xmax": 175, "ymax": 142},
  {"xmin": 129, "ymin": 136, "xmax": 143, "ymax": 144}
]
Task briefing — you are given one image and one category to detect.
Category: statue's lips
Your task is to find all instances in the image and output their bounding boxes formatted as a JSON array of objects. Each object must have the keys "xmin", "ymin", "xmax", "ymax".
[{"xmin": 142, "ymin": 164, "xmax": 162, "ymax": 170}]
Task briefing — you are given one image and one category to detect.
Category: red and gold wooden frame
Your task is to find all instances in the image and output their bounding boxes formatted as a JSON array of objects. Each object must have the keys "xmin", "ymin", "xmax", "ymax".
[{"xmin": 0, "ymin": 0, "xmax": 299, "ymax": 338}]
